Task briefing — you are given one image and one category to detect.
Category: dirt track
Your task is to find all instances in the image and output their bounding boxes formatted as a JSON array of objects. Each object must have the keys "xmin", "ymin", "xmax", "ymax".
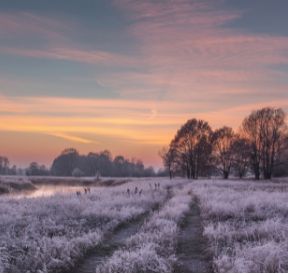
[{"xmin": 175, "ymin": 200, "xmax": 213, "ymax": 272}]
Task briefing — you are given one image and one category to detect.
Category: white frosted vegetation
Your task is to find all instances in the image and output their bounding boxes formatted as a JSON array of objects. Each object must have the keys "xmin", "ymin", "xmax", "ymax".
[
  {"xmin": 5, "ymin": 177, "xmax": 286, "ymax": 273},
  {"xmin": 193, "ymin": 179, "xmax": 288, "ymax": 272},
  {"xmin": 0, "ymin": 179, "xmax": 168, "ymax": 272},
  {"xmin": 96, "ymin": 184, "xmax": 192, "ymax": 273}
]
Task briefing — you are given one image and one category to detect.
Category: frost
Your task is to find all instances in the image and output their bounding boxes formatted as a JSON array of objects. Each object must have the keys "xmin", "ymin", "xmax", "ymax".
[
  {"xmin": 0, "ymin": 178, "xmax": 170, "ymax": 272},
  {"xmin": 97, "ymin": 184, "xmax": 193, "ymax": 273},
  {"xmin": 193, "ymin": 179, "xmax": 288, "ymax": 272}
]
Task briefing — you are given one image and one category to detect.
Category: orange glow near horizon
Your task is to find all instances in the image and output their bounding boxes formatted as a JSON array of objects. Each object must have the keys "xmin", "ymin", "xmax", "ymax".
[
  {"xmin": 1, "ymin": 1, "xmax": 288, "ymax": 168},
  {"xmin": 1, "ymin": 95, "xmax": 288, "ymax": 168}
]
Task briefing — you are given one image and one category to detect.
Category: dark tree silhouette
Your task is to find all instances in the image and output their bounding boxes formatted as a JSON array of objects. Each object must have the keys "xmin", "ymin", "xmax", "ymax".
[
  {"xmin": 113, "ymin": 155, "xmax": 128, "ymax": 177},
  {"xmin": 211, "ymin": 127, "xmax": 235, "ymax": 179},
  {"xmin": 169, "ymin": 119, "xmax": 212, "ymax": 179},
  {"xmin": 159, "ymin": 147, "xmax": 176, "ymax": 179},
  {"xmin": 163, "ymin": 106, "xmax": 288, "ymax": 180},
  {"xmin": 242, "ymin": 107, "xmax": 287, "ymax": 179},
  {"xmin": 50, "ymin": 148, "xmax": 155, "ymax": 177},
  {"xmin": 231, "ymin": 137, "xmax": 251, "ymax": 179},
  {"xmin": 0, "ymin": 156, "xmax": 9, "ymax": 175},
  {"xmin": 26, "ymin": 162, "xmax": 50, "ymax": 176},
  {"xmin": 273, "ymin": 136, "xmax": 288, "ymax": 177},
  {"xmin": 51, "ymin": 148, "xmax": 79, "ymax": 176}
]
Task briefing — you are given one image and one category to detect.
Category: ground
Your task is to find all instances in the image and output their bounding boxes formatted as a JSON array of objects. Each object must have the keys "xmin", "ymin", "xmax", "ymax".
[
  {"xmin": 0, "ymin": 176, "xmax": 287, "ymax": 272},
  {"xmin": 193, "ymin": 178, "xmax": 288, "ymax": 272}
]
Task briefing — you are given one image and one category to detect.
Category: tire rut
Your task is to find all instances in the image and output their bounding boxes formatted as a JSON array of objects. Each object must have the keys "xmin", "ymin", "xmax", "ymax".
[
  {"xmin": 72, "ymin": 212, "xmax": 149, "ymax": 273},
  {"xmin": 71, "ymin": 187, "xmax": 173, "ymax": 273},
  {"xmin": 175, "ymin": 198, "xmax": 213, "ymax": 273}
]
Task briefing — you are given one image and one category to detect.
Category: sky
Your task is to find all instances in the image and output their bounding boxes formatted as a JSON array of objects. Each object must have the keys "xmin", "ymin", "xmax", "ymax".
[{"xmin": 1, "ymin": 0, "xmax": 288, "ymax": 168}]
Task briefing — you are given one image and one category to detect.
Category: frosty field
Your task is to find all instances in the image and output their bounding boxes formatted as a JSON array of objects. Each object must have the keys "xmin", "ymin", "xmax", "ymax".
[
  {"xmin": 193, "ymin": 179, "xmax": 288, "ymax": 272},
  {"xmin": 0, "ymin": 178, "xmax": 193, "ymax": 273},
  {"xmin": 0, "ymin": 177, "xmax": 288, "ymax": 272}
]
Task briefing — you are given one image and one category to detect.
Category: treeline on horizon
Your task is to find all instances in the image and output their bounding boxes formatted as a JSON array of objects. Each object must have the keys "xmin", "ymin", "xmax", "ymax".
[
  {"xmin": 0, "ymin": 149, "xmax": 158, "ymax": 177},
  {"xmin": 160, "ymin": 106, "xmax": 288, "ymax": 180},
  {"xmin": 1, "ymin": 106, "xmax": 288, "ymax": 179},
  {"xmin": 50, "ymin": 149, "xmax": 157, "ymax": 177}
]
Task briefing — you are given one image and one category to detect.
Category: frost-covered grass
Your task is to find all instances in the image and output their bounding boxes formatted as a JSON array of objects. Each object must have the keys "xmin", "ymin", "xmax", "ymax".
[
  {"xmin": 0, "ymin": 179, "xmax": 171, "ymax": 272},
  {"xmin": 96, "ymin": 183, "xmax": 192, "ymax": 273},
  {"xmin": 193, "ymin": 179, "xmax": 288, "ymax": 272},
  {"xmin": 3, "ymin": 177, "xmax": 286, "ymax": 273}
]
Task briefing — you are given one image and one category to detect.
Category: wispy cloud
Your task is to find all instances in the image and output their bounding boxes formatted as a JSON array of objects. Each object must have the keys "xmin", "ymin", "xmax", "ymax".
[
  {"xmin": 49, "ymin": 132, "xmax": 93, "ymax": 144},
  {"xmin": 1, "ymin": 1, "xmax": 288, "ymax": 167},
  {"xmin": 1, "ymin": 94, "xmax": 287, "ymax": 141},
  {"xmin": 0, "ymin": 46, "xmax": 133, "ymax": 65},
  {"xmin": 0, "ymin": 95, "xmax": 180, "ymax": 147},
  {"xmin": 0, "ymin": 12, "xmax": 70, "ymax": 41},
  {"xmin": 0, "ymin": 11, "xmax": 133, "ymax": 66},
  {"xmin": 109, "ymin": 0, "xmax": 288, "ymax": 103}
]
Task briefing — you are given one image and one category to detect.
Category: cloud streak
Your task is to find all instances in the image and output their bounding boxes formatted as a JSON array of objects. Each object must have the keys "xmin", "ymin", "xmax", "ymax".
[
  {"xmin": 0, "ymin": 46, "xmax": 133, "ymax": 66},
  {"xmin": 0, "ymin": 11, "xmax": 133, "ymax": 66},
  {"xmin": 49, "ymin": 132, "xmax": 93, "ymax": 144},
  {"xmin": 1, "ymin": 1, "xmax": 288, "ymax": 167},
  {"xmin": 0, "ymin": 12, "xmax": 70, "ymax": 42},
  {"xmin": 109, "ymin": 0, "xmax": 288, "ymax": 104}
]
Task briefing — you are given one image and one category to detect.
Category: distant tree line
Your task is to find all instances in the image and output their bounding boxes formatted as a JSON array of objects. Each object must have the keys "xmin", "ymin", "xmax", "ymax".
[
  {"xmin": 50, "ymin": 148, "xmax": 156, "ymax": 177},
  {"xmin": 160, "ymin": 107, "xmax": 288, "ymax": 180},
  {"xmin": 0, "ymin": 156, "xmax": 17, "ymax": 175},
  {"xmin": 0, "ymin": 150, "xmax": 157, "ymax": 178},
  {"xmin": 26, "ymin": 162, "xmax": 50, "ymax": 176},
  {"xmin": 0, "ymin": 157, "xmax": 49, "ymax": 176}
]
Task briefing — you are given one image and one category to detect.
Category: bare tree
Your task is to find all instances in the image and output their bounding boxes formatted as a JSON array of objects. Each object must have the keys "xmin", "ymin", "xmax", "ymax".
[
  {"xmin": 170, "ymin": 119, "xmax": 212, "ymax": 179},
  {"xmin": 231, "ymin": 137, "xmax": 251, "ymax": 178},
  {"xmin": 211, "ymin": 127, "xmax": 235, "ymax": 179},
  {"xmin": 26, "ymin": 162, "xmax": 50, "ymax": 176},
  {"xmin": 273, "ymin": 136, "xmax": 288, "ymax": 177},
  {"xmin": 0, "ymin": 156, "xmax": 9, "ymax": 175},
  {"xmin": 159, "ymin": 147, "xmax": 176, "ymax": 179},
  {"xmin": 242, "ymin": 107, "xmax": 287, "ymax": 179}
]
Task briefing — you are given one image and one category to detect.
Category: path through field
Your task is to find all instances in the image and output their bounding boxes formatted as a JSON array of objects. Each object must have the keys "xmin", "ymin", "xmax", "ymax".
[
  {"xmin": 175, "ymin": 199, "xmax": 212, "ymax": 272},
  {"xmin": 72, "ymin": 212, "xmax": 149, "ymax": 272},
  {"xmin": 72, "ymin": 188, "xmax": 171, "ymax": 273},
  {"xmin": 71, "ymin": 184, "xmax": 212, "ymax": 273}
]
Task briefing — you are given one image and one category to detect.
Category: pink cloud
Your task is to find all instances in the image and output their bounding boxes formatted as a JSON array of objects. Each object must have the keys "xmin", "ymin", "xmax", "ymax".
[
  {"xmin": 108, "ymin": 0, "xmax": 288, "ymax": 105},
  {"xmin": 114, "ymin": 0, "xmax": 239, "ymax": 25},
  {"xmin": 1, "ymin": 1, "xmax": 288, "ymax": 126},
  {"xmin": 0, "ymin": 11, "xmax": 135, "ymax": 66}
]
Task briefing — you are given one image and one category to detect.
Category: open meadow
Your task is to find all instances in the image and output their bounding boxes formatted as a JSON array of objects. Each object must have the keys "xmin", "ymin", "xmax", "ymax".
[
  {"xmin": 0, "ymin": 176, "xmax": 288, "ymax": 272},
  {"xmin": 1, "ymin": 0, "xmax": 288, "ymax": 272},
  {"xmin": 193, "ymin": 178, "xmax": 288, "ymax": 272},
  {"xmin": 0, "ymin": 177, "xmax": 192, "ymax": 272}
]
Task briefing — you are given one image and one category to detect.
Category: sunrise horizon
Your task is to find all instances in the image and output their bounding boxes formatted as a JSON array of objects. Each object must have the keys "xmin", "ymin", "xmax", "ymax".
[
  {"xmin": 2, "ymin": 2, "xmax": 288, "ymax": 273},
  {"xmin": 1, "ymin": 0, "xmax": 288, "ymax": 169}
]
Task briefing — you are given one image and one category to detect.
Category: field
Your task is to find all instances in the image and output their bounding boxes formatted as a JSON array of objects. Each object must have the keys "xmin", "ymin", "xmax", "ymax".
[
  {"xmin": 193, "ymin": 179, "xmax": 288, "ymax": 272},
  {"xmin": 0, "ymin": 177, "xmax": 288, "ymax": 272}
]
